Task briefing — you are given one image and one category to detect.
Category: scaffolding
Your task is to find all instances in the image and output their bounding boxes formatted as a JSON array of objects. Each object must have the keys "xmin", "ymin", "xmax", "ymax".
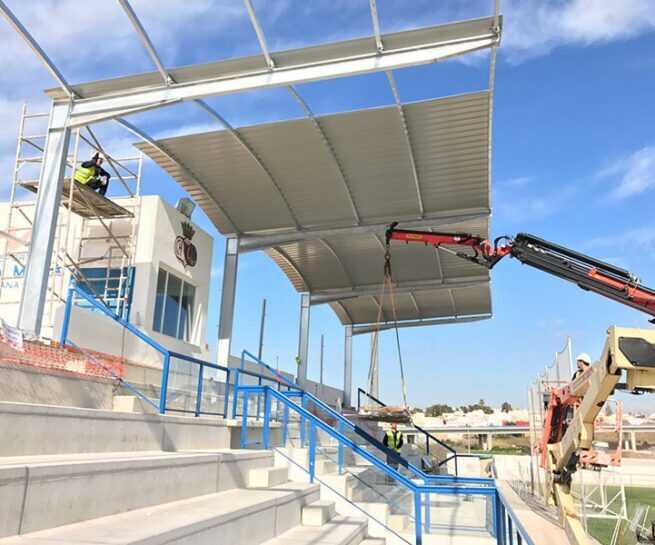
[{"xmin": 0, "ymin": 104, "xmax": 142, "ymax": 339}]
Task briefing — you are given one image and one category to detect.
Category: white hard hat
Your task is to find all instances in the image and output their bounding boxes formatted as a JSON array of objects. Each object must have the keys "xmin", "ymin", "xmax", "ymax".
[{"xmin": 576, "ymin": 353, "xmax": 592, "ymax": 365}]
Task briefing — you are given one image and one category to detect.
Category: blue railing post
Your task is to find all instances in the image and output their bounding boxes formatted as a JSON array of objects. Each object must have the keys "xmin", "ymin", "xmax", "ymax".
[
  {"xmin": 424, "ymin": 492, "xmax": 431, "ymax": 533},
  {"xmin": 508, "ymin": 514, "xmax": 514, "ymax": 545},
  {"xmin": 223, "ymin": 368, "xmax": 231, "ymax": 419},
  {"xmin": 240, "ymin": 390, "xmax": 249, "ymax": 448},
  {"xmin": 159, "ymin": 353, "xmax": 171, "ymax": 415},
  {"xmin": 194, "ymin": 364, "xmax": 204, "ymax": 417},
  {"xmin": 309, "ymin": 420, "xmax": 316, "ymax": 483},
  {"xmin": 337, "ymin": 421, "xmax": 344, "ymax": 475},
  {"xmin": 263, "ymin": 390, "xmax": 271, "ymax": 449},
  {"xmin": 300, "ymin": 395, "xmax": 307, "ymax": 447},
  {"xmin": 493, "ymin": 492, "xmax": 500, "ymax": 544},
  {"xmin": 282, "ymin": 404, "xmax": 289, "ymax": 445},
  {"xmin": 256, "ymin": 376, "xmax": 262, "ymax": 420},
  {"xmin": 59, "ymin": 287, "xmax": 74, "ymax": 347},
  {"xmin": 414, "ymin": 490, "xmax": 423, "ymax": 545},
  {"xmin": 232, "ymin": 369, "xmax": 240, "ymax": 419}
]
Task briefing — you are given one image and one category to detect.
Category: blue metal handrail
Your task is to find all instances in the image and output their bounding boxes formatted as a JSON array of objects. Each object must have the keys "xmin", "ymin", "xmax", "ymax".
[
  {"xmin": 302, "ymin": 388, "xmax": 491, "ymax": 486},
  {"xmin": 239, "ymin": 349, "xmax": 487, "ymax": 486},
  {"xmin": 237, "ymin": 384, "xmax": 499, "ymax": 545},
  {"xmin": 60, "ymin": 286, "xmax": 299, "ymax": 418},
  {"xmin": 357, "ymin": 387, "xmax": 461, "ymax": 473}
]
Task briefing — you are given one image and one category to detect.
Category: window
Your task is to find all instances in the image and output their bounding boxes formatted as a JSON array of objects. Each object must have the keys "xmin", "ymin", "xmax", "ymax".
[
  {"xmin": 152, "ymin": 268, "xmax": 196, "ymax": 342},
  {"xmin": 77, "ymin": 266, "xmax": 134, "ymax": 320}
]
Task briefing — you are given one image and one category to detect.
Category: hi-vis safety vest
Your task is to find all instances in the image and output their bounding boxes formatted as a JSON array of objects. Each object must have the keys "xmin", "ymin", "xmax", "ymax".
[
  {"xmin": 73, "ymin": 165, "xmax": 96, "ymax": 184},
  {"xmin": 386, "ymin": 431, "xmax": 402, "ymax": 453}
]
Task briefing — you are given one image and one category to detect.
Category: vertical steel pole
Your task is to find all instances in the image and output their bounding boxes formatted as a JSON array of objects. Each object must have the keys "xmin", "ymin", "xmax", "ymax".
[
  {"xmin": 414, "ymin": 490, "xmax": 423, "ymax": 545},
  {"xmin": 309, "ymin": 420, "xmax": 316, "ymax": 483},
  {"xmin": 319, "ymin": 333, "xmax": 324, "ymax": 386},
  {"xmin": 257, "ymin": 298, "xmax": 266, "ymax": 361},
  {"xmin": 343, "ymin": 325, "xmax": 353, "ymax": 407},
  {"xmin": 159, "ymin": 353, "xmax": 171, "ymax": 414},
  {"xmin": 263, "ymin": 390, "xmax": 271, "ymax": 449},
  {"xmin": 223, "ymin": 368, "xmax": 231, "ymax": 418},
  {"xmin": 232, "ymin": 369, "xmax": 240, "ymax": 418},
  {"xmin": 297, "ymin": 292, "xmax": 311, "ymax": 386},
  {"xmin": 217, "ymin": 237, "xmax": 239, "ymax": 366},
  {"xmin": 282, "ymin": 404, "xmax": 289, "ymax": 445},
  {"xmin": 194, "ymin": 364, "xmax": 204, "ymax": 416},
  {"xmin": 59, "ymin": 287, "xmax": 74, "ymax": 346},
  {"xmin": 424, "ymin": 492, "xmax": 431, "ymax": 533},
  {"xmin": 240, "ymin": 391, "xmax": 249, "ymax": 448},
  {"xmin": 257, "ymin": 376, "xmax": 262, "ymax": 420},
  {"xmin": 338, "ymin": 421, "xmax": 345, "ymax": 474},
  {"xmin": 18, "ymin": 101, "xmax": 72, "ymax": 336},
  {"xmin": 300, "ymin": 395, "xmax": 308, "ymax": 447}
]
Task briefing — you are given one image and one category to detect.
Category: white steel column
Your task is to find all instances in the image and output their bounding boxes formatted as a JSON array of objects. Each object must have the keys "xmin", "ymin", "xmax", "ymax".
[
  {"xmin": 368, "ymin": 333, "xmax": 379, "ymax": 399},
  {"xmin": 217, "ymin": 237, "xmax": 239, "ymax": 366},
  {"xmin": 343, "ymin": 325, "xmax": 353, "ymax": 407},
  {"xmin": 297, "ymin": 292, "xmax": 311, "ymax": 385},
  {"xmin": 18, "ymin": 101, "xmax": 72, "ymax": 335}
]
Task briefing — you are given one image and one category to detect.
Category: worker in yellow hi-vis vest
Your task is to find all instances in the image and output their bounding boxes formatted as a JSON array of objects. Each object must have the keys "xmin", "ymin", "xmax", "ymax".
[
  {"xmin": 73, "ymin": 153, "xmax": 111, "ymax": 196},
  {"xmin": 382, "ymin": 423, "xmax": 404, "ymax": 480}
]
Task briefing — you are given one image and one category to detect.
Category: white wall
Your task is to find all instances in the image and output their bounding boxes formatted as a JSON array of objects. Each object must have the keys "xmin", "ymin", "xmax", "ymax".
[{"xmin": 1, "ymin": 195, "xmax": 213, "ymax": 366}]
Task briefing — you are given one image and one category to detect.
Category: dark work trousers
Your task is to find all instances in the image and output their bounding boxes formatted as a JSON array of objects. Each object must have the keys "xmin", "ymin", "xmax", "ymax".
[{"xmin": 85, "ymin": 178, "xmax": 108, "ymax": 196}]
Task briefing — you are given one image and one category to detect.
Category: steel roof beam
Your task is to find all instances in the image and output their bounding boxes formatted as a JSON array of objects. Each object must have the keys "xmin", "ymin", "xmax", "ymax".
[
  {"xmin": 64, "ymin": 18, "xmax": 501, "ymax": 127},
  {"xmin": 115, "ymin": 118, "xmax": 240, "ymax": 234},
  {"xmin": 238, "ymin": 209, "xmax": 488, "ymax": 252},
  {"xmin": 243, "ymin": 0, "xmax": 275, "ymax": 70},
  {"xmin": 310, "ymin": 277, "xmax": 487, "ymax": 305},
  {"xmin": 352, "ymin": 313, "xmax": 491, "ymax": 335},
  {"xmin": 368, "ymin": 0, "xmax": 384, "ymax": 52},
  {"xmin": 194, "ymin": 99, "xmax": 301, "ymax": 229},
  {"xmin": 386, "ymin": 70, "xmax": 424, "ymax": 218},
  {"xmin": 116, "ymin": 0, "xmax": 173, "ymax": 85},
  {"xmin": 0, "ymin": 0, "xmax": 73, "ymax": 97},
  {"xmin": 287, "ymin": 85, "xmax": 361, "ymax": 225}
]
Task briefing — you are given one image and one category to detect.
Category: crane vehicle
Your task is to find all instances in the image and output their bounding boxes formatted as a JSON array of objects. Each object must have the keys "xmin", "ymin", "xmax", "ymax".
[{"xmin": 385, "ymin": 223, "xmax": 655, "ymax": 545}]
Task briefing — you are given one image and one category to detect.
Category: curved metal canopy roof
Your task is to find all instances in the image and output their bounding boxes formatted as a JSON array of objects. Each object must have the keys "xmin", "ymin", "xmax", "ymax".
[{"xmin": 135, "ymin": 89, "xmax": 492, "ymax": 326}]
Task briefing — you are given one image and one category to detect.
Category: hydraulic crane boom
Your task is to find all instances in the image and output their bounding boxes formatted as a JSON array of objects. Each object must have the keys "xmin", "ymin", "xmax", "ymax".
[{"xmin": 385, "ymin": 223, "xmax": 655, "ymax": 319}]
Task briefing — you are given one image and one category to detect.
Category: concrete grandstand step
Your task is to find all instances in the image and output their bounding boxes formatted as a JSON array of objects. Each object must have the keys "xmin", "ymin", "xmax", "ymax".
[
  {"xmin": 0, "ymin": 482, "xmax": 320, "ymax": 545},
  {"xmin": 249, "ymin": 466, "xmax": 289, "ymax": 488},
  {"xmin": 0, "ymin": 449, "xmax": 273, "ymax": 538},
  {"xmin": 302, "ymin": 500, "xmax": 336, "ymax": 526},
  {"xmin": 359, "ymin": 539, "xmax": 386, "ymax": 545},
  {"xmin": 387, "ymin": 514, "xmax": 408, "ymax": 532},
  {"xmin": 262, "ymin": 515, "xmax": 367, "ymax": 545}
]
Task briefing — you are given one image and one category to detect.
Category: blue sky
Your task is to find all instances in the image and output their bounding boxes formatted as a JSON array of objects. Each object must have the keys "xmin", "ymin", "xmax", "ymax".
[{"xmin": 1, "ymin": 1, "xmax": 654, "ymax": 410}]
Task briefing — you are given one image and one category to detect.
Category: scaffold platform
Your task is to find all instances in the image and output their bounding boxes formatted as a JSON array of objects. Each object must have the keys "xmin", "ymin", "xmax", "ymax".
[{"xmin": 18, "ymin": 179, "xmax": 133, "ymax": 219}]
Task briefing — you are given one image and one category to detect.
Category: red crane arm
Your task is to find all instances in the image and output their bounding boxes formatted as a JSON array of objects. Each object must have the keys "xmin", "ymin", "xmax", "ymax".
[{"xmin": 385, "ymin": 223, "xmax": 655, "ymax": 319}]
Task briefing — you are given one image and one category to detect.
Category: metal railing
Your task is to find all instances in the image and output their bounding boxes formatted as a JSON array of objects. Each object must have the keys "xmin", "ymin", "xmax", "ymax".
[
  {"xmin": 236, "ymin": 384, "xmax": 499, "ymax": 545},
  {"xmin": 357, "ymin": 387, "xmax": 465, "ymax": 474},
  {"xmin": 60, "ymin": 285, "xmax": 298, "ymax": 417},
  {"xmin": 495, "ymin": 485, "xmax": 538, "ymax": 545}
]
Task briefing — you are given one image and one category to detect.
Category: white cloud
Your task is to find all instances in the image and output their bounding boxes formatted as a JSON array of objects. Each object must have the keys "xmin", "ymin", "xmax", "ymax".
[
  {"xmin": 501, "ymin": 0, "xmax": 655, "ymax": 62},
  {"xmin": 586, "ymin": 226, "xmax": 655, "ymax": 254},
  {"xmin": 597, "ymin": 146, "xmax": 655, "ymax": 200}
]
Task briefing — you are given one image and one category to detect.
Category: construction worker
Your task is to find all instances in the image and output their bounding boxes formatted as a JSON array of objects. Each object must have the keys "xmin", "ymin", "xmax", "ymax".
[
  {"xmin": 572, "ymin": 353, "xmax": 592, "ymax": 380},
  {"xmin": 383, "ymin": 423, "xmax": 404, "ymax": 480},
  {"xmin": 73, "ymin": 152, "xmax": 111, "ymax": 196}
]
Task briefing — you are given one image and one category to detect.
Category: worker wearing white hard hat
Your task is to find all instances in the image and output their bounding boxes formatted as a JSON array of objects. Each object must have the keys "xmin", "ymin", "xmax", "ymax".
[{"xmin": 572, "ymin": 352, "xmax": 592, "ymax": 380}]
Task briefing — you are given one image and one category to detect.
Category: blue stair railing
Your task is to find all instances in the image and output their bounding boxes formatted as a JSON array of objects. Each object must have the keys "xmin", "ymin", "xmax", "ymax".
[
  {"xmin": 236, "ymin": 384, "xmax": 500, "ymax": 545},
  {"xmin": 240, "ymin": 351, "xmax": 488, "ymax": 485},
  {"xmin": 60, "ymin": 286, "xmax": 296, "ymax": 418},
  {"xmin": 358, "ymin": 387, "xmax": 468, "ymax": 474}
]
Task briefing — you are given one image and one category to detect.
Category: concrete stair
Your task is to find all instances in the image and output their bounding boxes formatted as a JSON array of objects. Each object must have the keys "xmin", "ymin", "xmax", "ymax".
[
  {"xmin": 302, "ymin": 499, "xmax": 337, "ymax": 526},
  {"xmin": 0, "ymin": 482, "xmax": 320, "ymax": 545},
  {"xmin": 0, "ymin": 399, "xmax": 388, "ymax": 545},
  {"xmin": 262, "ymin": 515, "xmax": 368, "ymax": 545},
  {"xmin": 0, "ymin": 448, "xmax": 274, "ymax": 537},
  {"xmin": 249, "ymin": 466, "xmax": 289, "ymax": 488}
]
